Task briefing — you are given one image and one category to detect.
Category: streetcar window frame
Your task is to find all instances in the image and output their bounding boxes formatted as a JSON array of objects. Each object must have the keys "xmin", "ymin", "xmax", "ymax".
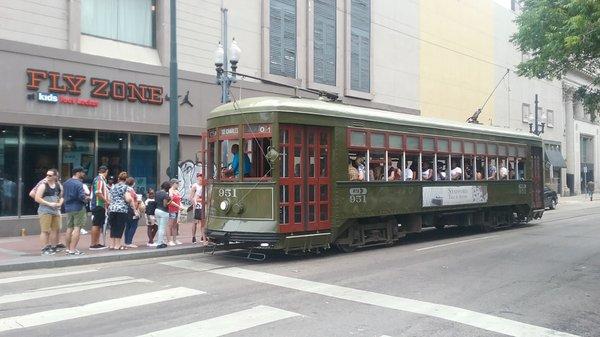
[
  {"xmin": 345, "ymin": 129, "xmax": 530, "ymax": 183},
  {"xmin": 243, "ymin": 124, "xmax": 273, "ymax": 181}
]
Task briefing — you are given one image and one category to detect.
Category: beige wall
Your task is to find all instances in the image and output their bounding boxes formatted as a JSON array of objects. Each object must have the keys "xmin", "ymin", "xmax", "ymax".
[
  {"xmin": 0, "ymin": 0, "xmax": 69, "ymax": 49},
  {"xmin": 419, "ymin": 0, "xmax": 495, "ymax": 122}
]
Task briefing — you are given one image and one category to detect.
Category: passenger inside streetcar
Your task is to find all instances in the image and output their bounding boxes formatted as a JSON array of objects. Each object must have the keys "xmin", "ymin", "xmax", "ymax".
[
  {"xmin": 422, "ymin": 161, "xmax": 434, "ymax": 181},
  {"xmin": 450, "ymin": 159, "xmax": 463, "ymax": 180},
  {"xmin": 348, "ymin": 155, "xmax": 366, "ymax": 181},
  {"xmin": 388, "ymin": 161, "xmax": 402, "ymax": 181},
  {"xmin": 476, "ymin": 159, "xmax": 485, "ymax": 180},
  {"xmin": 488, "ymin": 159, "xmax": 497, "ymax": 180},
  {"xmin": 464, "ymin": 161, "xmax": 474, "ymax": 180},
  {"xmin": 404, "ymin": 161, "xmax": 415, "ymax": 181},
  {"xmin": 499, "ymin": 160, "xmax": 508, "ymax": 180},
  {"xmin": 437, "ymin": 161, "xmax": 447, "ymax": 180}
]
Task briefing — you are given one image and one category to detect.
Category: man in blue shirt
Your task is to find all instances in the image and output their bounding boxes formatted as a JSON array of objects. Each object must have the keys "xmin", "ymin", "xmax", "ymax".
[
  {"xmin": 62, "ymin": 166, "xmax": 89, "ymax": 255},
  {"xmin": 231, "ymin": 144, "xmax": 251, "ymax": 177}
]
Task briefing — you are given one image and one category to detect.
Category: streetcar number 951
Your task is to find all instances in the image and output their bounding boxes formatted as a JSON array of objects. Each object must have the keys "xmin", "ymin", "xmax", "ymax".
[{"xmin": 218, "ymin": 188, "xmax": 237, "ymax": 198}]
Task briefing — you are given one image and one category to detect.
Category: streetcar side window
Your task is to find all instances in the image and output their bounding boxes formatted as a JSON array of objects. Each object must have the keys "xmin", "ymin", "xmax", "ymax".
[
  {"xmin": 348, "ymin": 151, "xmax": 366, "ymax": 181},
  {"xmin": 369, "ymin": 150, "xmax": 385, "ymax": 181}
]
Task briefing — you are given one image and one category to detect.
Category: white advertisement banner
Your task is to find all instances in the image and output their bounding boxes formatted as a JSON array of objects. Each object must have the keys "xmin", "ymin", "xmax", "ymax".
[{"xmin": 422, "ymin": 185, "xmax": 488, "ymax": 207}]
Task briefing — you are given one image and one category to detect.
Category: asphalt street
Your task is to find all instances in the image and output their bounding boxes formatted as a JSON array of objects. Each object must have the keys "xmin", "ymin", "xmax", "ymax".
[{"xmin": 0, "ymin": 200, "xmax": 598, "ymax": 337}]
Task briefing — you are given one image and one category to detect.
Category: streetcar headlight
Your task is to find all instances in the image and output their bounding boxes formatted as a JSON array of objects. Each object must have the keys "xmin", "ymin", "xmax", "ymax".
[{"xmin": 219, "ymin": 200, "xmax": 231, "ymax": 213}]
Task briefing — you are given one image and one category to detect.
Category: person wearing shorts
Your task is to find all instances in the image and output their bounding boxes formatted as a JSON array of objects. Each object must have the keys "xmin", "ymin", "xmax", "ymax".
[
  {"xmin": 108, "ymin": 172, "xmax": 137, "ymax": 250},
  {"xmin": 90, "ymin": 166, "xmax": 110, "ymax": 250},
  {"xmin": 167, "ymin": 179, "xmax": 185, "ymax": 246},
  {"xmin": 62, "ymin": 166, "xmax": 89, "ymax": 255},
  {"xmin": 34, "ymin": 169, "xmax": 63, "ymax": 255},
  {"xmin": 189, "ymin": 173, "xmax": 207, "ymax": 244}
]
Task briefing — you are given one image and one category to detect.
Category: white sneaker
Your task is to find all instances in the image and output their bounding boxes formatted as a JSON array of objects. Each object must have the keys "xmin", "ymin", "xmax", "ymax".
[
  {"xmin": 175, "ymin": 240, "xmax": 183, "ymax": 245},
  {"xmin": 80, "ymin": 228, "xmax": 88, "ymax": 235},
  {"xmin": 147, "ymin": 242, "xmax": 158, "ymax": 247},
  {"xmin": 167, "ymin": 241, "xmax": 176, "ymax": 246}
]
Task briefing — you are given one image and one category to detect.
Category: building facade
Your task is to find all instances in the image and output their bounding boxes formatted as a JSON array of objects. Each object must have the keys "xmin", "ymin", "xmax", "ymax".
[{"xmin": 0, "ymin": 0, "xmax": 596, "ymax": 235}]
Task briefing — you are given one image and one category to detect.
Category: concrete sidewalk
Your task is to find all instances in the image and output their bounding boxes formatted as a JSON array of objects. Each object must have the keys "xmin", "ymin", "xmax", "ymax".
[{"xmin": 0, "ymin": 221, "xmax": 214, "ymax": 272}]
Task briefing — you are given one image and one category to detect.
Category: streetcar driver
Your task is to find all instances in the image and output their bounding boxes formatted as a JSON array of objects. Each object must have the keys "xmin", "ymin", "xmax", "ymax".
[{"xmin": 224, "ymin": 144, "xmax": 251, "ymax": 177}]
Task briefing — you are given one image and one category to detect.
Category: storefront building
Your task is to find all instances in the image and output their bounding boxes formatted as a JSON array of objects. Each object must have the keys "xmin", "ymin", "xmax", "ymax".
[{"xmin": 0, "ymin": 41, "xmax": 214, "ymax": 236}]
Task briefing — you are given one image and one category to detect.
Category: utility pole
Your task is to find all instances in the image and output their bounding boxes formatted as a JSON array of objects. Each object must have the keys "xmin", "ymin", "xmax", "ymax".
[
  {"xmin": 221, "ymin": 8, "xmax": 229, "ymax": 104},
  {"xmin": 169, "ymin": 0, "xmax": 179, "ymax": 178}
]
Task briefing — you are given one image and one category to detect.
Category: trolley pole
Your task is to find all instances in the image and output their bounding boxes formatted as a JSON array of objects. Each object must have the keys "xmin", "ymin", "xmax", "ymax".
[{"xmin": 169, "ymin": 0, "xmax": 179, "ymax": 178}]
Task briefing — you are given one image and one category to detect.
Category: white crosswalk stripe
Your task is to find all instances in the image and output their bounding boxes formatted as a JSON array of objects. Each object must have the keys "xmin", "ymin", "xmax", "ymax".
[
  {"xmin": 0, "ymin": 287, "xmax": 205, "ymax": 333},
  {"xmin": 162, "ymin": 260, "xmax": 579, "ymax": 337},
  {"xmin": 0, "ymin": 269, "xmax": 97, "ymax": 285},
  {"xmin": 138, "ymin": 305, "xmax": 301, "ymax": 337},
  {"xmin": 0, "ymin": 276, "xmax": 151, "ymax": 305}
]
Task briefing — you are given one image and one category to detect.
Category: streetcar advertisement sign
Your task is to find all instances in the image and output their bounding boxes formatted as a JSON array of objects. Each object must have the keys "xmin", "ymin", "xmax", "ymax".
[{"xmin": 422, "ymin": 185, "xmax": 488, "ymax": 207}]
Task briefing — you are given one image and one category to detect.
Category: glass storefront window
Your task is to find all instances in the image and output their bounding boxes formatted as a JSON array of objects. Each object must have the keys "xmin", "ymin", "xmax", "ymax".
[
  {"xmin": 0, "ymin": 127, "xmax": 162, "ymax": 219},
  {"xmin": 62, "ymin": 130, "xmax": 95, "ymax": 184},
  {"xmin": 22, "ymin": 128, "xmax": 59, "ymax": 215},
  {"xmin": 0, "ymin": 126, "xmax": 19, "ymax": 216},
  {"xmin": 98, "ymin": 132, "xmax": 128, "ymax": 180},
  {"xmin": 130, "ymin": 134, "xmax": 158, "ymax": 196}
]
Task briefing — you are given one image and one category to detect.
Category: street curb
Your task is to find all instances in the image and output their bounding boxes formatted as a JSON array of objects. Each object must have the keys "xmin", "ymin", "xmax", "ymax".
[{"xmin": 0, "ymin": 245, "xmax": 212, "ymax": 273}]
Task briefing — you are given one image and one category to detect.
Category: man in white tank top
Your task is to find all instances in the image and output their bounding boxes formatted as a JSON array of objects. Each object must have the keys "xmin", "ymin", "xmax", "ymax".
[{"xmin": 189, "ymin": 173, "xmax": 206, "ymax": 244}]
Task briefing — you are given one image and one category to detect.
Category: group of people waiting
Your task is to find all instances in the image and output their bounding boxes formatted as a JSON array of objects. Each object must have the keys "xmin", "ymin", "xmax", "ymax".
[
  {"xmin": 349, "ymin": 156, "xmax": 517, "ymax": 182},
  {"xmin": 33, "ymin": 165, "xmax": 207, "ymax": 256}
]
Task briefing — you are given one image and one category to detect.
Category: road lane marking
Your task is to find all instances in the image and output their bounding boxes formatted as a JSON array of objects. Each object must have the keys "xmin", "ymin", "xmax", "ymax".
[
  {"xmin": 0, "ymin": 277, "xmax": 151, "ymax": 305},
  {"xmin": 137, "ymin": 305, "xmax": 300, "ymax": 337},
  {"xmin": 163, "ymin": 260, "xmax": 578, "ymax": 337},
  {"xmin": 0, "ymin": 287, "xmax": 204, "ymax": 333},
  {"xmin": 161, "ymin": 260, "xmax": 217, "ymax": 272},
  {"xmin": 415, "ymin": 236, "xmax": 498, "ymax": 251},
  {"xmin": 0, "ymin": 269, "xmax": 97, "ymax": 285}
]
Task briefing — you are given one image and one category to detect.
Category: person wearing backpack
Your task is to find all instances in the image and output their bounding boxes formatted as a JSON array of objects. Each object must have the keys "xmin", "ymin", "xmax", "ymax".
[{"xmin": 34, "ymin": 169, "xmax": 64, "ymax": 255}]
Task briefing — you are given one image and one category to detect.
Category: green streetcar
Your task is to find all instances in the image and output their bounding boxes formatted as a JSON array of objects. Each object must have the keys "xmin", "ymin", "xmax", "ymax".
[{"xmin": 205, "ymin": 96, "xmax": 545, "ymax": 253}]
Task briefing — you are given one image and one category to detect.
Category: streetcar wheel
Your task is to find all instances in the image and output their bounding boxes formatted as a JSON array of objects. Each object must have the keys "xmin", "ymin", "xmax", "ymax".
[
  {"xmin": 335, "ymin": 243, "xmax": 356, "ymax": 253},
  {"xmin": 549, "ymin": 199, "xmax": 556, "ymax": 210}
]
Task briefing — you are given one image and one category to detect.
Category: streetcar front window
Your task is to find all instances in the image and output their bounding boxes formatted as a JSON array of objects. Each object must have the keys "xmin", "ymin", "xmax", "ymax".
[
  {"xmin": 244, "ymin": 137, "xmax": 272, "ymax": 179},
  {"xmin": 219, "ymin": 139, "xmax": 240, "ymax": 180},
  {"xmin": 243, "ymin": 124, "xmax": 272, "ymax": 180}
]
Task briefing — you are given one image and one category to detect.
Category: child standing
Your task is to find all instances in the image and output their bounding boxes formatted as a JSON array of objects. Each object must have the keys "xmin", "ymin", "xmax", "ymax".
[{"xmin": 145, "ymin": 189, "xmax": 158, "ymax": 246}]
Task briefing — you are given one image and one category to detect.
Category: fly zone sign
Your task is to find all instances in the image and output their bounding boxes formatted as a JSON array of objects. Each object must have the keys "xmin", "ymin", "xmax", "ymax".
[{"xmin": 26, "ymin": 69, "xmax": 163, "ymax": 105}]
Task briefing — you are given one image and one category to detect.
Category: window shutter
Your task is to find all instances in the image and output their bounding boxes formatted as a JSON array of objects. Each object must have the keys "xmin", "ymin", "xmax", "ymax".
[
  {"xmin": 270, "ymin": 0, "xmax": 296, "ymax": 78},
  {"xmin": 350, "ymin": 0, "xmax": 370, "ymax": 92},
  {"xmin": 314, "ymin": 0, "xmax": 336, "ymax": 86}
]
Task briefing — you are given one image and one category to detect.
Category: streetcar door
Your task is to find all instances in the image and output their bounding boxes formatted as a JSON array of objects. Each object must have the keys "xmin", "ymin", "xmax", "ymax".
[
  {"xmin": 279, "ymin": 125, "xmax": 331, "ymax": 233},
  {"xmin": 531, "ymin": 146, "xmax": 545, "ymax": 209}
]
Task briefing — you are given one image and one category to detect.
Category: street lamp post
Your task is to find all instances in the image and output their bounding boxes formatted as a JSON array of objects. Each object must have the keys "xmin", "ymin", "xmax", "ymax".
[
  {"xmin": 168, "ymin": 0, "xmax": 179, "ymax": 178},
  {"xmin": 528, "ymin": 94, "xmax": 545, "ymax": 136},
  {"xmin": 214, "ymin": 8, "xmax": 241, "ymax": 104}
]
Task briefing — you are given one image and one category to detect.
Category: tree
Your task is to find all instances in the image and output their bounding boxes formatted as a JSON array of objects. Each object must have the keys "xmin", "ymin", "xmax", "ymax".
[{"xmin": 511, "ymin": 0, "xmax": 600, "ymax": 120}]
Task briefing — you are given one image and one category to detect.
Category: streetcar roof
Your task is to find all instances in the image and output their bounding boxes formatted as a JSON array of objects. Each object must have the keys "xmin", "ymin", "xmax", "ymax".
[{"xmin": 210, "ymin": 97, "xmax": 541, "ymax": 142}]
